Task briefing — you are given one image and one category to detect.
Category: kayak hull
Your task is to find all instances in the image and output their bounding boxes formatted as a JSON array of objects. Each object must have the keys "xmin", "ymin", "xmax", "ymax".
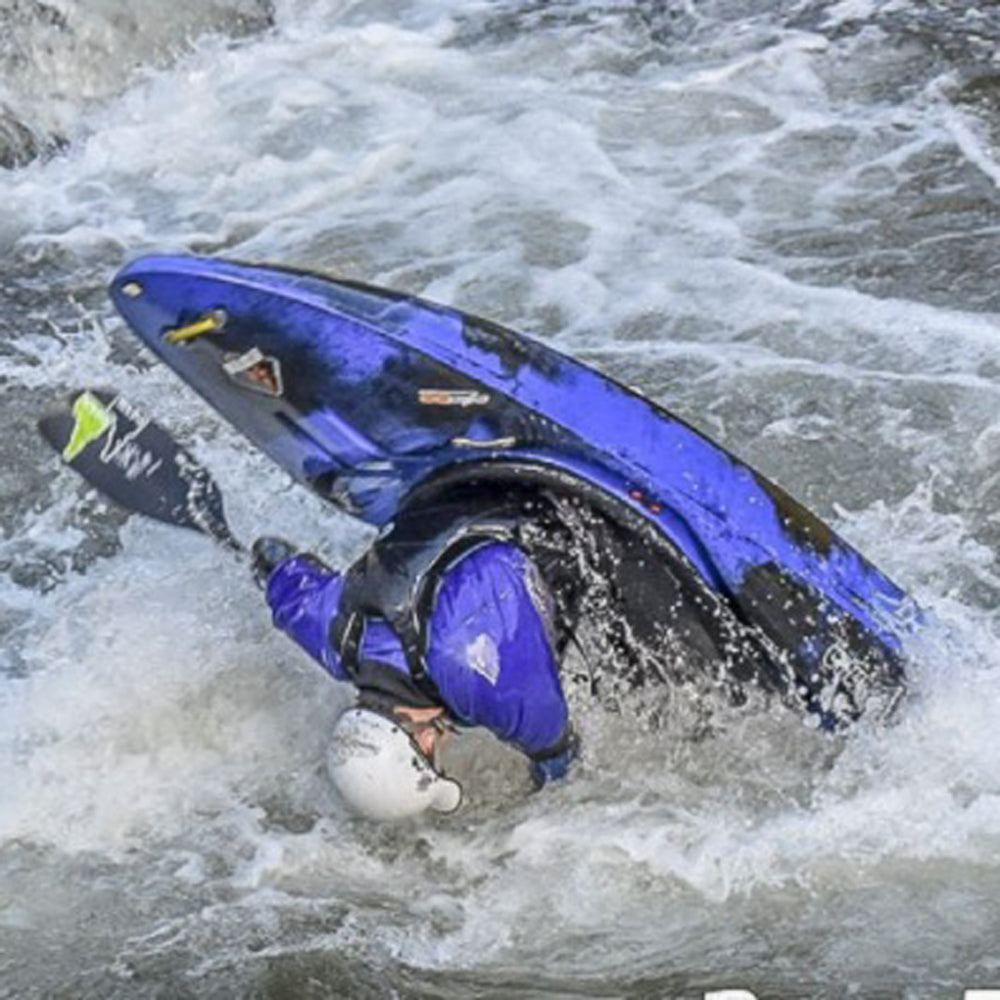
[{"xmin": 110, "ymin": 255, "xmax": 913, "ymax": 676}]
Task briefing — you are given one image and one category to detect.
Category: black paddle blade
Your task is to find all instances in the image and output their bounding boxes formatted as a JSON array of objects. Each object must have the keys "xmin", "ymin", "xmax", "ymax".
[{"xmin": 39, "ymin": 390, "xmax": 242, "ymax": 552}]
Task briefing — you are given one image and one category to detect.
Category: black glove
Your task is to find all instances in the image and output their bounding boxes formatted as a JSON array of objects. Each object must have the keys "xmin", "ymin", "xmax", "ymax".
[
  {"xmin": 529, "ymin": 726, "xmax": 579, "ymax": 790},
  {"xmin": 251, "ymin": 536, "xmax": 298, "ymax": 589}
]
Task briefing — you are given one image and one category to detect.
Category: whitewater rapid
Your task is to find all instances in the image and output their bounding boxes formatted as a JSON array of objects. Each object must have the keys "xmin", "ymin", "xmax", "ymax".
[{"xmin": 2, "ymin": 1, "xmax": 1000, "ymax": 997}]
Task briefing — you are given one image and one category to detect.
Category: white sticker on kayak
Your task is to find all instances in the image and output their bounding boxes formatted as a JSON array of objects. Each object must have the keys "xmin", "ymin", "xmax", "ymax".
[
  {"xmin": 418, "ymin": 388, "xmax": 489, "ymax": 407},
  {"xmin": 223, "ymin": 347, "xmax": 283, "ymax": 397},
  {"xmin": 466, "ymin": 633, "xmax": 500, "ymax": 686}
]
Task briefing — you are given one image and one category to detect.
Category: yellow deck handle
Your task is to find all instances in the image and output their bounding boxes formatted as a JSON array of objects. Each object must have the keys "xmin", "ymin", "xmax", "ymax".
[{"xmin": 164, "ymin": 310, "xmax": 226, "ymax": 344}]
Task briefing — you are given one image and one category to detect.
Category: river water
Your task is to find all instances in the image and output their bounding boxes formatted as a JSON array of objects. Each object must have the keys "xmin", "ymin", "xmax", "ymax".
[{"xmin": 2, "ymin": 1, "xmax": 1000, "ymax": 997}]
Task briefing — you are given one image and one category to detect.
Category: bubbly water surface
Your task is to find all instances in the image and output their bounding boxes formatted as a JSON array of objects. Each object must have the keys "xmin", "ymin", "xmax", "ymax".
[{"xmin": 2, "ymin": 2, "xmax": 1000, "ymax": 997}]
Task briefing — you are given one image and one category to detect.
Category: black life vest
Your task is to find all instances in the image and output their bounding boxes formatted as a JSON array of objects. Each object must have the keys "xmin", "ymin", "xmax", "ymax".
[{"xmin": 329, "ymin": 483, "xmax": 586, "ymax": 707}]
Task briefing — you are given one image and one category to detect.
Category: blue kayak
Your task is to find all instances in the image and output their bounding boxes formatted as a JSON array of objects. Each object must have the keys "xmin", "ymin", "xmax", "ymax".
[{"xmin": 110, "ymin": 254, "xmax": 914, "ymax": 720}]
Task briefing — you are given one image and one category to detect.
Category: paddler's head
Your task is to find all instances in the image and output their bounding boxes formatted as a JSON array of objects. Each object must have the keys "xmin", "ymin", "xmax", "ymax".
[{"xmin": 326, "ymin": 704, "xmax": 462, "ymax": 821}]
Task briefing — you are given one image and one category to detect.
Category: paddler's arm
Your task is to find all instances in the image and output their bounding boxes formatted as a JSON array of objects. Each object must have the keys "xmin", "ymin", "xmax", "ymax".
[
  {"xmin": 424, "ymin": 541, "xmax": 579, "ymax": 787},
  {"xmin": 252, "ymin": 538, "xmax": 352, "ymax": 681}
]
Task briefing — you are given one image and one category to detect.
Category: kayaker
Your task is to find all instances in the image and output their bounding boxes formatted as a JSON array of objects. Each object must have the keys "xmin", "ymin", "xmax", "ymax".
[
  {"xmin": 252, "ymin": 487, "xmax": 583, "ymax": 822},
  {"xmin": 252, "ymin": 482, "xmax": 907, "ymax": 822}
]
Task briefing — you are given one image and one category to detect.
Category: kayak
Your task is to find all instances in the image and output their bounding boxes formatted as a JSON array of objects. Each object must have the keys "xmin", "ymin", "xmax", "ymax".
[{"xmin": 109, "ymin": 254, "xmax": 913, "ymax": 720}]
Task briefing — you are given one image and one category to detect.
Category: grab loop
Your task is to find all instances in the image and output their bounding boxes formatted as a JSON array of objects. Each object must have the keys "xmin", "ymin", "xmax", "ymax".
[{"xmin": 164, "ymin": 310, "xmax": 227, "ymax": 344}]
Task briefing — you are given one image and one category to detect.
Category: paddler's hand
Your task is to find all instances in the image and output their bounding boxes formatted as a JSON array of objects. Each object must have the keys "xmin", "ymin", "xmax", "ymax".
[
  {"xmin": 250, "ymin": 536, "xmax": 298, "ymax": 589},
  {"xmin": 528, "ymin": 726, "xmax": 579, "ymax": 790}
]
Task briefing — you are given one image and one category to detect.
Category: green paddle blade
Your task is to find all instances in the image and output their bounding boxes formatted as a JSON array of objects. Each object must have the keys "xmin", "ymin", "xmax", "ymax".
[{"xmin": 39, "ymin": 389, "xmax": 242, "ymax": 552}]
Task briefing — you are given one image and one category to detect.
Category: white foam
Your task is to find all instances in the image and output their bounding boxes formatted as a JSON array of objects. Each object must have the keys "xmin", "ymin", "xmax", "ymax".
[
  {"xmin": 933, "ymin": 74, "xmax": 1000, "ymax": 190},
  {"xmin": 3, "ymin": 0, "xmax": 1000, "ymax": 988},
  {"xmin": 0, "ymin": 514, "xmax": 346, "ymax": 854}
]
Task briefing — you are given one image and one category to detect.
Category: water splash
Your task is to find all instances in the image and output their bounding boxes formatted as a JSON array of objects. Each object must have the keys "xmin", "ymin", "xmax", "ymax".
[{"xmin": 3, "ymin": 0, "xmax": 1000, "ymax": 995}]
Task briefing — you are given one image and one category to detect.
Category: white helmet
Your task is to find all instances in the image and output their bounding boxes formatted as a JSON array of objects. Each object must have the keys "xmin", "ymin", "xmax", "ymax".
[{"xmin": 327, "ymin": 708, "xmax": 463, "ymax": 821}]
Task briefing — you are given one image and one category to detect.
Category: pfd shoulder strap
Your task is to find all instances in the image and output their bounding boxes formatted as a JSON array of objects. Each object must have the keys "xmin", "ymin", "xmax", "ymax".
[{"xmin": 330, "ymin": 487, "xmax": 545, "ymax": 703}]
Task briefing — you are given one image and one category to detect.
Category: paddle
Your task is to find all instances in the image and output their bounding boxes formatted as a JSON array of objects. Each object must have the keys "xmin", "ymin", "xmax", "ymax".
[{"xmin": 38, "ymin": 389, "xmax": 243, "ymax": 553}]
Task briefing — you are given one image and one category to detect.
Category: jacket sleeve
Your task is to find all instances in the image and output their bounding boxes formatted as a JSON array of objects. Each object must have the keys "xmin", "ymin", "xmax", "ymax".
[
  {"xmin": 264, "ymin": 555, "xmax": 351, "ymax": 680},
  {"xmin": 425, "ymin": 542, "xmax": 571, "ymax": 759}
]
